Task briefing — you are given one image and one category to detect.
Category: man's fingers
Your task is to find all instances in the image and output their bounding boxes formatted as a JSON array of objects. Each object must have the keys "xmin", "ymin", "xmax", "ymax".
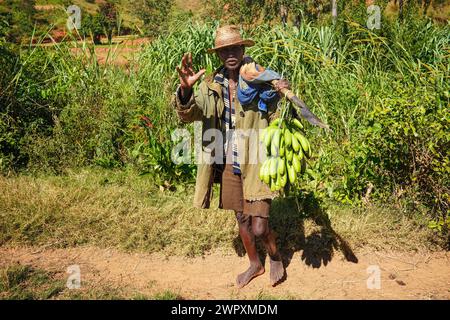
[
  {"xmin": 275, "ymin": 79, "xmax": 290, "ymax": 91},
  {"xmin": 182, "ymin": 53, "xmax": 191, "ymax": 69},
  {"xmin": 178, "ymin": 53, "xmax": 204, "ymax": 87},
  {"xmin": 176, "ymin": 66, "xmax": 184, "ymax": 77},
  {"xmin": 183, "ymin": 53, "xmax": 189, "ymax": 67},
  {"xmin": 176, "ymin": 65, "xmax": 188, "ymax": 78},
  {"xmin": 187, "ymin": 65, "xmax": 194, "ymax": 76},
  {"xmin": 192, "ymin": 69, "xmax": 206, "ymax": 82},
  {"xmin": 181, "ymin": 53, "xmax": 194, "ymax": 74}
]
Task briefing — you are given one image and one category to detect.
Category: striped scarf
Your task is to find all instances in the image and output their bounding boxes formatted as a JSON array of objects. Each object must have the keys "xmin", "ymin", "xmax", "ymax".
[{"xmin": 214, "ymin": 69, "xmax": 241, "ymax": 174}]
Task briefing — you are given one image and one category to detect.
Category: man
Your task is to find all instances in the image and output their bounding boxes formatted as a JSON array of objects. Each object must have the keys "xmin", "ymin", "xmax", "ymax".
[{"xmin": 173, "ymin": 25, "xmax": 290, "ymax": 288}]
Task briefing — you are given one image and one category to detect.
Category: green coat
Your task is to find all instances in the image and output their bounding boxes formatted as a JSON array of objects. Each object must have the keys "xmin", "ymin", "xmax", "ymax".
[{"xmin": 172, "ymin": 68, "xmax": 279, "ymax": 209}]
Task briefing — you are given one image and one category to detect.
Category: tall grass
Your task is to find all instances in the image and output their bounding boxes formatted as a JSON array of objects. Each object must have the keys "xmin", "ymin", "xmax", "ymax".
[
  {"xmin": 0, "ymin": 15, "xmax": 448, "ymax": 229},
  {"xmin": 0, "ymin": 169, "xmax": 442, "ymax": 254}
]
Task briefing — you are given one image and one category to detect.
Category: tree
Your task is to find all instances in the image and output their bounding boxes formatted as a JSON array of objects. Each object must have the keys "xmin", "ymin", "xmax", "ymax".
[
  {"xmin": 81, "ymin": 13, "xmax": 104, "ymax": 44},
  {"xmin": 134, "ymin": 0, "xmax": 174, "ymax": 37},
  {"xmin": 80, "ymin": 1, "xmax": 119, "ymax": 45},
  {"xmin": 0, "ymin": 0, "xmax": 36, "ymax": 44},
  {"xmin": 99, "ymin": 1, "xmax": 118, "ymax": 43}
]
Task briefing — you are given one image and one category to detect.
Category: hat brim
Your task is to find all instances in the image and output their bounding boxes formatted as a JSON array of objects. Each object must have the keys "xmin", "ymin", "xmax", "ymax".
[{"xmin": 207, "ymin": 40, "xmax": 255, "ymax": 54}]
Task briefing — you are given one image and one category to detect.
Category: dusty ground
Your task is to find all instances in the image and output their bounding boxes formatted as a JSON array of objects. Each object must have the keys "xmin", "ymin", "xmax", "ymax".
[
  {"xmin": 66, "ymin": 37, "xmax": 150, "ymax": 67},
  {"xmin": 1, "ymin": 246, "xmax": 449, "ymax": 300}
]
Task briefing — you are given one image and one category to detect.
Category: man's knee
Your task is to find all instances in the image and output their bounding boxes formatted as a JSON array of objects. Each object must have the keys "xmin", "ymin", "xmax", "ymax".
[{"xmin": 252, "ymin": 217, "xmax": 269, "ymax": 237}]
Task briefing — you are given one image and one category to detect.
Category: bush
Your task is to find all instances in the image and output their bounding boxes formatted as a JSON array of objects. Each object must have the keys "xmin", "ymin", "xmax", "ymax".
[
  {"xmin": 133, "ymin": 0, "xmax": 174, "ymax": 37},
  {"xmin": 363, "ymin": 81, "xmax": 448, "ymax": 218},
  {"xmin": 0, "ymin": 13, "xmax": 448, "ymax": 229},
  {"xmin": 0, "ymin": 0, "xmax": 36, "ymax": 44},
  {"xmin": 0, "ymin": 42, "xmax": 69, "ymax": 171}
]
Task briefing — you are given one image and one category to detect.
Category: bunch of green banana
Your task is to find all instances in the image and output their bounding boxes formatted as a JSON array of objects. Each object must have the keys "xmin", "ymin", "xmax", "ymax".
[{"xmin": 259, "ymin": 118, "xmax": 311, "ymax": 191}]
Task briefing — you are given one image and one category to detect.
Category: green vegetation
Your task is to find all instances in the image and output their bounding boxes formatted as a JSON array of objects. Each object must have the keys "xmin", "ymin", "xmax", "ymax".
[
  {"xmin": 0, "ymin": 0, "xmax": 37, "ymax": 44},
  {"xmin": 0, "ymin": 0, "xmax": 177, "ymax": 44},
  {"xmin": 0, "ymin": 169, "xmax": 444, "ymax": 255},
  {"xmin": 0, "ymin": 262, "xmax": 185, "ymax": 299},
  {"xmin": 0, "ymin": 264, "xmax": 65, "ymax": 299},
  {"xmin": 133, "ymin": 0, "xmax": 174, "ymax": 37},
  {"xmin": 153, "ymin": 290, "xmax": 183, "ymax": 300},
  {"xmin": 0, "ymin": 1, "xmax": 448, "ymax": 256},
  {"xmin": 202, "ymin": 0, "xmax": 450, "ymax": 25}
]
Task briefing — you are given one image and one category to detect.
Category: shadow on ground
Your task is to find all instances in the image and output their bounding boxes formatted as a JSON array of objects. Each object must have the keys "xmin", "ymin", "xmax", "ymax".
[{"xmin": 232, "ymin": 191, "xmax": 358, "ymax": 275}]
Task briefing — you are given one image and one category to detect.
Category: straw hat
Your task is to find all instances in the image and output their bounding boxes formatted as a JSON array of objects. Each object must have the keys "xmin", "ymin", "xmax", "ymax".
[{"xmin": 207, "ymin": 25, "xmax": 255, "ymax": 53}]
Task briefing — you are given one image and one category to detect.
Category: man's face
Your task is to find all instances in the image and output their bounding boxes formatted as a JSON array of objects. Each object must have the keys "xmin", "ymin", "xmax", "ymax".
[{"xmin": 217, "ymin": 45, "xmax": 245, "ymax": 71}]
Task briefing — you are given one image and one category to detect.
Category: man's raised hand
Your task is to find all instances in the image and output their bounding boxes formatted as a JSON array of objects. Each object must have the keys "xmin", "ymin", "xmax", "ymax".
[{"xmin": 176, "ymin": 53, "xmax": 205, "ymax": 99}]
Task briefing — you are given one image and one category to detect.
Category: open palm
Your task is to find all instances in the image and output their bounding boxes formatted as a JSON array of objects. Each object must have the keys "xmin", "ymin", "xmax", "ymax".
[{"xmin": 176, "ymin": 53, "xmax": 206, "ymax": 90}]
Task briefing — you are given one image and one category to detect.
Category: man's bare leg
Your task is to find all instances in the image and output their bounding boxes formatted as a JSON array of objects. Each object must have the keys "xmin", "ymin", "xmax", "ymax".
[
  {"xmin": 252, "ymin": 216, "xmax": 285, "ymax": 286},
  {"xmin": 235, "ymin": 212, "xmax": 265, "ymax": 288}
]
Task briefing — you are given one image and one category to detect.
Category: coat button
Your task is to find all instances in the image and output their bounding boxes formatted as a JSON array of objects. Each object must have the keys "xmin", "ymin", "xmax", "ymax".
[{"xmin": 239, "ymin": 111, "xmax": 245, "ymax": 117}]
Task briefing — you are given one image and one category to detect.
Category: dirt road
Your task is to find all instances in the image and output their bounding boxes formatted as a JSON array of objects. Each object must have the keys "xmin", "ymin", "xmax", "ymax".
[{"xmin": 1, "ymin": 246, "xmax": 449, "ymax": 299}]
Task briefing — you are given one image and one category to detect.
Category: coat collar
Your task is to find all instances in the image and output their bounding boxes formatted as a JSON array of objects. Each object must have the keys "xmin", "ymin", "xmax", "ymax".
[
  {"xmin": 204, "ymin": 65, "xmax": 244, "ymax": 119},
  {"xmin": 204, "ymin": 66, "xmax": 225, "ymax": 94}
]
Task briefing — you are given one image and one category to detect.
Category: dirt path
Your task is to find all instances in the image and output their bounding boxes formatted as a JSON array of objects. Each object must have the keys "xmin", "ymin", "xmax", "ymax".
[{"xmin": 1, "ymin": 246, "xmax": 449, "ymax": 300}]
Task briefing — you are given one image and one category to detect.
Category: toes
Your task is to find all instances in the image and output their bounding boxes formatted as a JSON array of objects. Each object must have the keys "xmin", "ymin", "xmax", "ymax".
[
  {"xmin": 236, "ymin": 266, "xmax": 264, "ymax": 288},
  {"xmin": 270, "ymin": 261, "xmax": 285, "ymax": 286},
  {"xmin": 236, "ymin": 274, "xmax": 247, "ymax": 288},
  {"xmin": 270, "ymin": 272, "xmax": 282, "ymax": 284}
]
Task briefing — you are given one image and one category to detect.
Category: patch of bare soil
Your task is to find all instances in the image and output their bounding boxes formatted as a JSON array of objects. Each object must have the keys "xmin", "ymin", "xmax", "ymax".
[{"xmin": 1, "ymin": 246, "xmax": 449, "ymax": 299}]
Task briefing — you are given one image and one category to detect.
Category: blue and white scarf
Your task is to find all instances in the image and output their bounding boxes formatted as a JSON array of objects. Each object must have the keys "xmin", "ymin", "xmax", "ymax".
[
  {"xmin": 213, "ymin": 57, "xmax": 281, "ymax": 175},
  {"xmin": 214, "ymin": 70, "xmax": 241, "ymax": 174}
]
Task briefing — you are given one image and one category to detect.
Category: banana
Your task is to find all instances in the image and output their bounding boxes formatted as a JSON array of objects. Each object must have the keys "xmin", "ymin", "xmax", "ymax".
[
  {"xmin": 305, "ymin": 137, "xmax": 312, "ymax": 158},
  {"xmin": 270, "ymin": 118, "xmax": 281, "ymax": 128},
  {"xmin": 294, "ymin": 132, "xmax": 310, "ymax": 156},
  {"xmin": 280, "ymin": 172, "xmax": 287, "ymax": 187},
  {"xmin": 279, "ymin": 136, "xmax": 285, "ymax": 157},
  {"xmin": 269, "ymin": 157, "xmax": 278, "ymax": 178},
  {"xmin": 293, "ymin": 153, "xmax": 301, "ymax": 173},
  {"xmin": 270, "ymin": 143, "xmax": 279, "ymax": 157},
  {"xmin": 264, "ymin": 127, "xmax": 275, "ymax": 148},
  {"xmin": 287, "ymin": 162, "xmax": 296, "ymax": 184},
  {"xmin": 263, "ymin": 162, "xmax": 271, "ymax": 184},
  {"xmin": 273, "ymin": 129, "xmax": 281, "ymax": 147},
  {"xmin": 275, "ymin": 172, "xmax": 282, "ymax": 190},
  {"xmin": 270, "ymin": 177, "xmax": 277, "ymax": 191},
  {"xmin": 291, "ymin": 133, "xmax": 300, "ymax": 152},
  {"xmin": 286, "ymin": 148, "xmax": 293, "ymax": 162},
  {"xmin": 259, "ymin": 160, "xmax": 265, "ymax": 181},
  {"xmin": 292, "ymin": 118, "xmax": 304, "ymax": 130},
  {"xmin": 284, "ymin": 128, "xmax": 292, "ymax": 148},
  {"xmin": 271, "ymin": 129, "xmax": 281, "ymax": 157},
  {"xmin": 262, "ymin": 159, "xmax": 271, "ymax": 181},
  {"xmin": 297, "ymin": 145, "xmax": 304, "ymax": 160},
  {"xmin": 260, "ymin": 118, "xmax": 312, "ymax": 189},
  {"xmin": 277, "ymin": 157, "xmax": 285, "ymax": 175}
]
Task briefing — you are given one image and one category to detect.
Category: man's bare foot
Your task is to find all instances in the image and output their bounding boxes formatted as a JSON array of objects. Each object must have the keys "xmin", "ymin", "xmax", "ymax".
[
  {"xmin": 270, "ymin": 258, "xmax": 285, "ymax": 286},
  {"xmin": 236, "ymin": 264, "xmax": 265, "ymax": 289}
]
